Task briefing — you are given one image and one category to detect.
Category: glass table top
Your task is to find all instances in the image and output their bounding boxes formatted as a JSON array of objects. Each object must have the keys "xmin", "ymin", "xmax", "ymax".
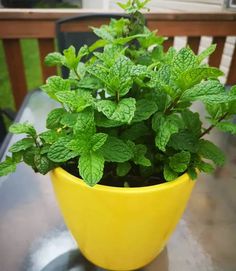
[{"xmin": 0, "ymin": 90, "xmax": 236, "ymax": 271}]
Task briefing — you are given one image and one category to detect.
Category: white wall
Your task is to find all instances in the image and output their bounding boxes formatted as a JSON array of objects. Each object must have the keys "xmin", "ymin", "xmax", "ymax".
[{"xmin": 82, "ymin": 0, "xmax": 109, "ymax": 9}]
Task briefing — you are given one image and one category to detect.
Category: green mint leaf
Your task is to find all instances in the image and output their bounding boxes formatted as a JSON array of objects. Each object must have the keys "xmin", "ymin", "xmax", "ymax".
[
  {"xmin": 196, "ymin": 160, "xmax": 214, "ymax": 173},
  {"xmin": 0, "ymin": 156, "xmax": 17, "ymax": 177},
  {"xmin": 9, "ymin": 122, "xmax": 36, "ymax": 137},
  {"xmin": 152, "ymin": 113, "xmax": 180, "ymax": 151},
  {"xmin": 79, "ymin": 152, "xmax": 105, "ymax": 186},
  {"xmin": 77, "ymin": 45, "xmax": 89, "ymax": 61},
  {"xmin": 206, "ymin": 103, "xmax": 228, "ymax": 120},
  {"xmin": 177, "ymin": 67, "xmax": 224, "ymax": 90},
  {"xmin": 107, "ymin": 55, "xmax": 133, "ymax": 96},
  {"xmin": 187, "ymin": 167, "xmax": 198, "ymax": 180},
  {"xmin": 132, "ymin": 99, "xmax": 158, "ymax": 123},
  {"xmin": 55, "ymin": 90, "xmax": 93, "ymax": 112},
  {"xmin": 34, "ymin": 154, "xmax": 54, "ymax": 175},
  {"xmin": 168, "ymin": 130, "xmax": 198, "ymax": 152},
  {"xmin": 89, "ymin": 39, "xmax": 108, "ymax": 52},
  {"xmin": 95, "ymin": 113, "xmax": 123, "ymax": 128},
  {"xmin": 197, "ymin": 44, "xmax": 216, "ymax": 63},
  {"xmin": 181, "ymin": 81, "xmax": 233, "ymax": 104},
  {"xmin": 133, "ymin": 145, "xmax": 151, "ymax": 167},
  {"xmin": 44, "ymin": 52, "xmax": 65, "ymax": 66},
  {"xmin": 91, "ymin": 26, "xmax": 114, "ymax": 41},
  {"xmin": 46, "ymin": 108, "xmax": 65, "ymax": 129},
  {"xmin": 120, "ymin": 122, "xmax": 149, "ymax": 141},
  {"xmin": 216, "ymin": 122, "xmax": 236, "ymax": 134},
  {"xmin": 12, "ymin": 152, "xmax": 22, "ymax": 163},
  {"xmin": 130, "ymin": 64, "xmax": 148, "ymax": 77},
  {"xmin": 40, "ymin": 145, "xmax": 51, "ymax": 155},
  {"xmin": 99, "ymin": 136, "xmax": 133, "ymax": 162},
  {"xmin": 96, "ymin": 98, "xmax": 136, "ymax": 124},
  {"xmin": 198, "ymin": 139, "xmax": 225, "ymax": 166},
  {"xmin": 48, "ymin": 137, "xmax": 78, "ymax": 162},
  {"xmin": 181, "ymin": 109, "xmax": 202, "ymax": 136},
  {"xmin": 41, "ymin": 76, "xmax": 70, "ymax": 100},
  {"xmin": 169, "ymin": 151, "xmax": 191, "ymax": 173},
  {"xmin": 66, "ymin": 135, "xmax": 89, "ymax": 155},
  {"xmin": 138, "ymin": 30, "xmax": 164, "ymax": 48},
  {"xmin": 39, "ymin": 130, "xmax": 60, "ymax": 144},
  {"xmin": 114, "ymin": 34, "xmax": 147, "ymax": 45},
  {"xmin": 172, "ymin": 47, "xmax": 197, "ymax": 76},
  {"xmin": 60, "ymin": 112, "xmax": 78, "ymax": 127},
  {"xmin": 127, "ymin": 141, "xmax": 151, "ymax": 166},
  {"xmin": 116, "ymin": 162, "xmax": 131, "ymax": 177},
  {"xmin": 78, "ymin": 76, "xmax": 103, "ymax": 90},
  {"xmin": 63, "ymin": 45, "xmax": 78, "ymax": 69},
  {"xmin": 74, "ymin": 108, "xmax": 95, "ymax": 135},
  {"xmin": 109, "ymin": 18, "xmax": 129, "ymax": 38},
  {"xmin": 117, "ymin": 0, "xmax": 150, "ymax": 13},
  {"xmin": 94, "ymin": 44, "xmax": 125, "ymax": 67},
  {"xmin": 148, "ymin": 65, "xmax": 174, "ymax": 97},
  {"xmin": 164, "ymin": 164, "xmax": 178, "ymax": 181},
  {"xmin": 86, "ymin": 62, "xmax": 108, "ymax": 85},
  {"xmin": 9, "ymin": 138, "xmax": 34, "ymax": 153},
  {"xmin": 70, "ymin": 62, "xmax": 86, "ymax": 80},
  {"xmin": 145, "ymin": 90, "xmax": 169, "ymax": 112},
  {"xmin": 23, "ymin": 147, "xmax": 38, "ymax": 168},
  {"xmin": 91, "ymin": 133, "xmax": 108, "ymax": 151}
]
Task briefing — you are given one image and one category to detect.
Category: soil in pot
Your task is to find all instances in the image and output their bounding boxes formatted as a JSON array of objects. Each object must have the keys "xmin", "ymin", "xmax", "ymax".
[{"xmin": 62, "ymin": 160, "xmax": 167, "ymax": 187}]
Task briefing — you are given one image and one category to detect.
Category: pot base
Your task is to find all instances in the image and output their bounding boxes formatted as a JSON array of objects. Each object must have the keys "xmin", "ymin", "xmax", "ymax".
[{"xmin": 79, "ymin": 246, "xmax": 165, "ymax": 271}]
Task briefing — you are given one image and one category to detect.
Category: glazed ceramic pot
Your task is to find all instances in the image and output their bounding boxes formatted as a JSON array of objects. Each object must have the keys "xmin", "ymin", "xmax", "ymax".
[{"xmin": 50, "ymin": 167, "xmax": 195, "ymax": 270}]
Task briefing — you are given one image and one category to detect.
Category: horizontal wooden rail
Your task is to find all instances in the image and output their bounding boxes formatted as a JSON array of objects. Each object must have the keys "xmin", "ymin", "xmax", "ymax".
[{"xmin": 0, "ymin": 9, "xmax": 236, "ymax": 109}]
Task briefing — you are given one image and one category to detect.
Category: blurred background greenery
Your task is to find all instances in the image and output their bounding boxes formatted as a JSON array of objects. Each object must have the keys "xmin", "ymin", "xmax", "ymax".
[{"xmin": 0, "ymin": 39, "xmax": 42, "ymax": 110}]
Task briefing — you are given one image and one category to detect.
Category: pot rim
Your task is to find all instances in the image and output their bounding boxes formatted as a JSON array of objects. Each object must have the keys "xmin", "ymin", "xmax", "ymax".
[{"xmin": 51, "ymin": 167, "xmax": 194, "ymax": 193}]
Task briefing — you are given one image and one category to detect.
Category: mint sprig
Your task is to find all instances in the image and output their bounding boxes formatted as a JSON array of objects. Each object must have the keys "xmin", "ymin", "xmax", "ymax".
[{"xmin": 0, "ymin": 0, "xmax": 235, "ymax": 187}]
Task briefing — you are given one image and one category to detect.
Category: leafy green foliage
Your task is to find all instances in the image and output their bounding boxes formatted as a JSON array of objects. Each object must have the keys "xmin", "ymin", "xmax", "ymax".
[
  {"xmin": 164, "ymin": 164, "xmax": 178, "ymax": 182},
  {"xmin": 198, "ymin": 140, "xmax": 225, "ymax": 166},
  {"xmin": 41, "ymin": 76, "xmax": 70, "ymax": 100},
  {"xmin": 197, "ymin": 44, "xmax": 216, "ymax": 63},
  {"xmin": 169, "ymin": 151, "xmax": 191, "ymax": 173},
  {"xmin": 48, "ymin": 137, "xmax": 78, "ymax": 162},
  {"xmin": 46, "ymin": 108, "xmax": 66, "ymax": 129},
  {"xmin": 0, "ymin": 0, "xmax": 235, "ymax": 187},
  {"xmin": 99, "ymin": 136, "xmax": 133, "ymax": 162},
  {"xmin": 132, "ymin": 99, "xmax": 158, "ymax": 122},
  {"xmin": 44, "ymin": 52, "xmax": 65, "ymax": 66},
  {"xmin": 96, "ymin": 98, "xmax": 136, "ymax": 124},
  {"xmin": 79, "ymin": 152, "xmax": 104, "ymax": 186},
  {"xmin": 9, "ymin": 138, "xmax": 34, "ymax": 153},
  {"xmin": 0, "ymin": 156, "xmax": 18, "ymax": 177},
  {"xmin": 152, "ymin": 113, "xmax": 182, "ymax": 151},
  {"xmin": 9, "ymin": 122, "xmax": 36, "ymax": 137},
  {"xmin": 116, "ymin": 162, "xmax": 131, "ymax": 176},
  {"xmin": 216, "ymin": 122, "xmax": 236, "ymax": 134}
]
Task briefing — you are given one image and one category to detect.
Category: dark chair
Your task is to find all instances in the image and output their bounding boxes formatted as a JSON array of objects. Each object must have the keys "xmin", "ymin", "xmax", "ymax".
[
  {"xmin": 56, "ymin": 14, "xmax": 129, "ymax": 78},
  {"xmin": 0, "ymin": 108, "xmax": 15, "ymax": 145}
]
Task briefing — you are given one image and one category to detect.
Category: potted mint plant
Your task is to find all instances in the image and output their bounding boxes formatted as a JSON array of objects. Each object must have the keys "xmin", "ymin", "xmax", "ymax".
[{"xmin": 1, "ymin": 0, "xmax": 236, "ymax": 269}]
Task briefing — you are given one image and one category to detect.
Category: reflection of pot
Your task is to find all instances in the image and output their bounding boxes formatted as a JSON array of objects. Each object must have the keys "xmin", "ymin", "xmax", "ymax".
[{"xmin": 51, "ymin": 167, "xmax": 195, "ymax": 270}]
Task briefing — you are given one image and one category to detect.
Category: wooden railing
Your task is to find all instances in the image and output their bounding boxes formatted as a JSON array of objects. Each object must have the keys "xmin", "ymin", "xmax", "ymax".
[{"xmin": 0, "ymin": 9, "xmax": 236, "ymax": 109}]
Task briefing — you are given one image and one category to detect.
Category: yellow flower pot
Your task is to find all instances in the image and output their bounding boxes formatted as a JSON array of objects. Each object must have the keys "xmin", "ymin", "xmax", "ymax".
[{"xmin": 50, "ymin": 167, "xmax": 195, "ymax": 270}]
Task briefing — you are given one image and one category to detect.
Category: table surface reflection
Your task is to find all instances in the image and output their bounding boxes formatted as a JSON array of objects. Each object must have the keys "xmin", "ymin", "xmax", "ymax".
[{"xmin": 0, "ymin": 90, "xmax": 236, "ymax": 271}]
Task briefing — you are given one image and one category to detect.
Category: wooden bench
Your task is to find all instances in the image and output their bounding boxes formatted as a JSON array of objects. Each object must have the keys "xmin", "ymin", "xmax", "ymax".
[{"xmin": 0, "ymin": 9, "xmax": 236, "ymax": 109}]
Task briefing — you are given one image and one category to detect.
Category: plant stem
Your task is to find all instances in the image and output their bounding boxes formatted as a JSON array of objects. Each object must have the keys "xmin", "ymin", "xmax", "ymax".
[
  {"xmin": 165, "ymin": 96, "xmax": 180, "ymax": 115},
  {"xmin": 116, "ymin": 91, "xmax": 120, "ymax": 103},
  {"xmin": 200, "ymin": 112, "xmax": 228, "ymax": 138},
  {"xmin": 73, "ymin": 68, "xmax": 80, "ymax": 80}
]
